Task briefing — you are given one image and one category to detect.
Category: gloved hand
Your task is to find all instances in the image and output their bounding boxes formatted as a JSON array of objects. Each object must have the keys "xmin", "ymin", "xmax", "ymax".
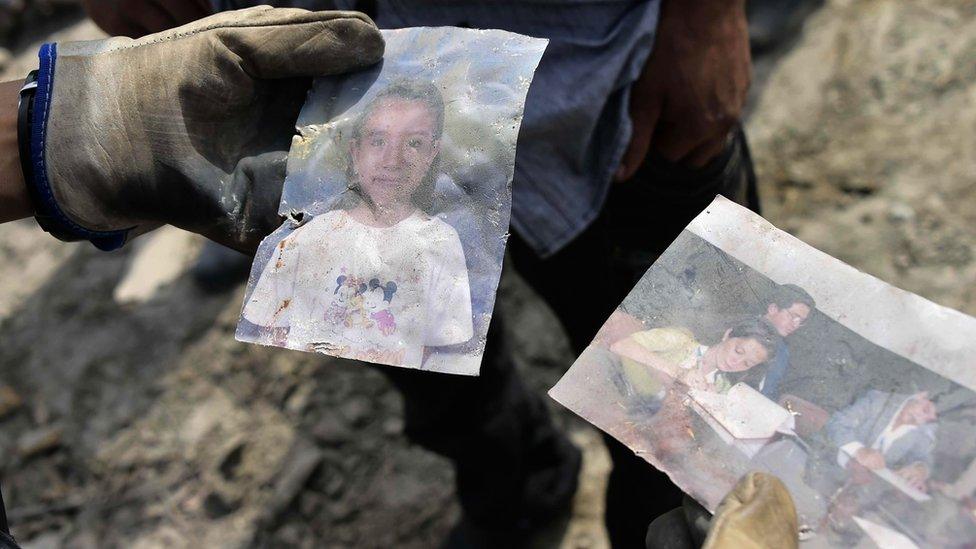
[
  {"xmin": 646, "ymin": 472, "xmax": 799, "ymax": 549},
  {"xmin": 26, "ymin": 6, "xmax": 383, "ymax": 252}
]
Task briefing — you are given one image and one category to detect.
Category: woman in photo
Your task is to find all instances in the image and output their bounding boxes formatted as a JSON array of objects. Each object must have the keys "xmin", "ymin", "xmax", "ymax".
[
  {"xmin": 241, "ymin": 80, "xmax": 474, "ymax": 369},
  {"xmin": 609, "ymin": 316, "xmax": 780, "ymax": 395}
]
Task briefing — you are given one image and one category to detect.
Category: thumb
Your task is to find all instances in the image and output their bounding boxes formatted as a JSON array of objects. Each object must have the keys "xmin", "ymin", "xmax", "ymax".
[
  {"xmin": 198, "ymin": 151, "xmax": 288, "ymax": 254},
  {"xmin": 703, "ymin": 472, "xmax": 799, "ymax": 549},
  {"xmin": 615, "ymin": 94, "xmax": 661, "ymax": 182},
  {"xmin": 215, "ymin": 7, "xmax": 385, "ymax": 80}
]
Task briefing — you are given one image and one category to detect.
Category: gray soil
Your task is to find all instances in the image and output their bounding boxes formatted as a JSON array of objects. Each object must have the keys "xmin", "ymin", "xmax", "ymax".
[{"xmin": 0, "ymin": 0, "xmax": 973, "ymax": 547}]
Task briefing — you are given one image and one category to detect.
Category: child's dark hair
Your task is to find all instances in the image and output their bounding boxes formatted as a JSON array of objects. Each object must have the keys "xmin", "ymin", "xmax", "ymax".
[{"xmin": 343, "ymin": 79, "xmax": 445, "ymax": 214}]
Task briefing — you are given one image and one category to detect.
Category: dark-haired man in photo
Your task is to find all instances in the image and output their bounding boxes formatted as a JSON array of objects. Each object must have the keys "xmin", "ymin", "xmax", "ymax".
[{"xmin": 743, "ymin": 283, "xmax": 816, "ymax": 400}]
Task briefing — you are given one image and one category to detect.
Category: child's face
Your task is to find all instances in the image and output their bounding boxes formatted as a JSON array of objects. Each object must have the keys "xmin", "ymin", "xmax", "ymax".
[{"xmin": 351, "ymin": 97, "xmax": 440, "ymax": 210}]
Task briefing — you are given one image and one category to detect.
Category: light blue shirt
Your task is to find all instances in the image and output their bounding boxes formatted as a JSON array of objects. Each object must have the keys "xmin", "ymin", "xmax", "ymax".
[{"xmin": 213, "ymin": 0, "xmax": 662, "ymax": 256}]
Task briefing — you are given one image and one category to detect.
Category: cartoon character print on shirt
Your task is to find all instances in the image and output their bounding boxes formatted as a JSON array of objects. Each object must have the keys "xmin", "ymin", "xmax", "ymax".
[
  {"xmin": 363, "ymin": 278, "xmax": 398, "ymax": 336},
  {"xmin": 325, "ymin": 273, "xmax": 398, "ymax": 336},
  {"xmin": 325, "ymin": 275, "xmax": 367, "ymax": 327}
]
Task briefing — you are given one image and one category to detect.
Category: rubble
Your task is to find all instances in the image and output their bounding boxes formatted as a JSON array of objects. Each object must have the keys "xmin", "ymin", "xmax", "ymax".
[
  {"xmin": 748, "ymin": 0, "xmax": 976, "ymax": 316},
  {"xmin": 0, "ymin": 385, "xmax": 23, "ymax": 419},
  {"xmin": 16, "ymin": 426, "xmax": 61, "ymax": 459}
]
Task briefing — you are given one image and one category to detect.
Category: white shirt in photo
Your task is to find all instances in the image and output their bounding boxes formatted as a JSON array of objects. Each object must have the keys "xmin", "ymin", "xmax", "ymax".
[{"xmin": 242, "ymin": 209, "xmax": 474, "ymax": 369}]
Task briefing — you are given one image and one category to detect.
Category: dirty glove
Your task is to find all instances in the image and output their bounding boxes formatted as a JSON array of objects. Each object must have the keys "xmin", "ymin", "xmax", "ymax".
[
  {"xmin": 23, "ymin": 6, "xmax": 383, "ymax": 251},
  {"xmin": 646, "ymin": 472, "xmax": 798, "ymax": 549}
]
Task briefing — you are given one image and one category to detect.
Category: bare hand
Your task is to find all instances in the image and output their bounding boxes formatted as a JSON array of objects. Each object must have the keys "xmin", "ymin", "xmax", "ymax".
[
  {"xmin": 853, "ymin": 447, "xmax": 886, "ymax": 470},
  {"xmin": 897, "ymin": 463, "xmax": 930, "ymax": 493},
  {"xmin": 616, "ymin": 0, "xmax": 751, "ymax": 179}
]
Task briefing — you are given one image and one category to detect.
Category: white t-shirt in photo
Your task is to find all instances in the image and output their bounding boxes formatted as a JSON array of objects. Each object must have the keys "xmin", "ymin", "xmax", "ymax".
[{"xmin": 242, "ymin": 209, "xmax": 474, "ymax": 369}]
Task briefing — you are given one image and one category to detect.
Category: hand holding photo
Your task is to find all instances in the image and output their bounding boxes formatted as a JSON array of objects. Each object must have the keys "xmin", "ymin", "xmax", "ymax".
[
  {"xmin": 550, "ymin": 196, "xmax": 976, "ymax": 547},
  {"xmin": 236, "ymin": 28, "xmax": 547, "ymax": 375}
]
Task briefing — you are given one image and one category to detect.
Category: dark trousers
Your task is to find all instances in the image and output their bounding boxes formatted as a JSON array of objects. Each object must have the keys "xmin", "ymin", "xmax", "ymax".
[
  {"xmin": 382, "ymin": 129, "xmax": 758, "ymax": 548},
  {"xmin": 0, "ymin": 486, "xmax": 19, "ymax": 549}
]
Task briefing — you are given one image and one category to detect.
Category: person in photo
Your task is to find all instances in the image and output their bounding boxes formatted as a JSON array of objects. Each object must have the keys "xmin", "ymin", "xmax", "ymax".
[
  {"xmin": 241, "ymin": 80, "xmax": 474, "ymax": 369},
  {"xmin": 609, "ymin": 317, "xmax": 781, "ymax": 396},
  {"xmin": 827, "ymin": 390, "xmax": 939, "ymax": 493},
  {"xmin": 742, "ymin": 283, "xmax": 816, "ymax": 399},
  {"xmin": 806, "ymin": 390, "xmax": 940, "ymax": 542}
]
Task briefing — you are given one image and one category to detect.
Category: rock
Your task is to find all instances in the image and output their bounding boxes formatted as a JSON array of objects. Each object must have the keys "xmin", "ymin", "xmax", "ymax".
[
  {"xmin": 339, "ymin": 396, "xmax": 372, "ymax": 428},
  {"xmin": 276, "ymin": 523, "xmax": 304, "ymax": 546},
  {"xmin": 887, "ymin": 202, "xmax": 916, "ymax": 223},
  {"xmin": 261, "ymin": 439, "xmax": 323, "ymax": 524},
  {"xmin": 63, "ymin": 529, "xmax": 99, "ymax": 549},
  {"xmin": 17, "ymin": 426, "xmax": 62, "ymax": 459},
  {"xmin": 312, "ymin": 415, "xmax": 351, "ymax": 446},
  {"xmin": 0, "ymin": 48, "xmax": 11, "ymax": 71},
  {"xmin": 30, "ymin": 400, "xmax": 50, "ymax": 426},
  {"xmin": 202, "ymin": 491, "xmax": 237, "ymax": 519},
  {"xmin": 19, "ymin": 531, "xmax": 62, "ymax": 549},
  {"xmin": 299, "ymin": 491, "xmax": 323, "ymax": 518},
  {"xmin": 382, "ymin": 417, "xmax": 404, "ymax": 436},
  {"xmin": 285, "ymin": 383, "xmax": 314, "ymax": 416},
  {"xmin": 0, "ymin": 384, "xmax": 23, "ymax": 418},
  {"xmin": 323, "ymin": 471, "xmax": 346, "ymax": 498}
]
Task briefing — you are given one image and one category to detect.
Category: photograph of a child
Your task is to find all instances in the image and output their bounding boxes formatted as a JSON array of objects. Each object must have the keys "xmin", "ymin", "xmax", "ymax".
[
  {"xmin": 236, "ymin": 28, "xmax": 547, "ymax": 374},
  {"xmin": 551, "ymin": 198, "xmax": 976, "ymax": 547}
]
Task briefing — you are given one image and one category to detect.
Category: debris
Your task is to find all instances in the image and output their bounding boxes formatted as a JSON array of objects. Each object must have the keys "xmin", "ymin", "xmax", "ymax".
[
  {"xmin": 17, "ymin": 426, "xmax": 62, "ymax": 459},
  {"xmin": 259, "ymin": 439, "xmax": 323, "ymax": 526},
  {"xmin": 8, "ymin": 496, "xmax": 84, "ymax": 522},
  {"xmin": 382, "ymin": 417, "xmax": 404, "ymax": 436},
  {"xmin": 340, "ymin": 397, "xmax": 371, "ymax": 428},
  {"xmin": 285, "ymin": 383, "xmax": 314, "ymax": 416},
  {"xmin": 0, "ymin": 385, "xmax": 23, "ymax": 419},
  {"xmin": 311, "ymin": 414, "xmax": 351, "ymax": 446}
]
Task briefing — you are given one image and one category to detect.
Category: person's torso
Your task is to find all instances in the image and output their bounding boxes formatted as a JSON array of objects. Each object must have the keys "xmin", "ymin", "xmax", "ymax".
[
  {"xmin": 286, "ymin": 209, "xmax": 453, "ymax": 366},
  {"xmin": 620, "ymin": 328, "xmax": 700, "ymax": 396}
]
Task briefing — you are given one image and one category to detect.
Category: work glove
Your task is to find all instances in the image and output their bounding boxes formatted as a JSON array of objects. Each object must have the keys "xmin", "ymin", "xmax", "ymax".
[
  {"xmin": 646, "ymin": 472, "xmax": 799, "ymax": 549},
  {"xmin": 24, "ymin": 6, "xmax": 383, "ymax": 252}
]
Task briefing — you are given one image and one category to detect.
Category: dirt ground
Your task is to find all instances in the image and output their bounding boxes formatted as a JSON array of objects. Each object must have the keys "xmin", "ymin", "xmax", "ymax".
[{"xmin": 0, "ymin": 1, "xmax": 974, "ymax": 547}]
